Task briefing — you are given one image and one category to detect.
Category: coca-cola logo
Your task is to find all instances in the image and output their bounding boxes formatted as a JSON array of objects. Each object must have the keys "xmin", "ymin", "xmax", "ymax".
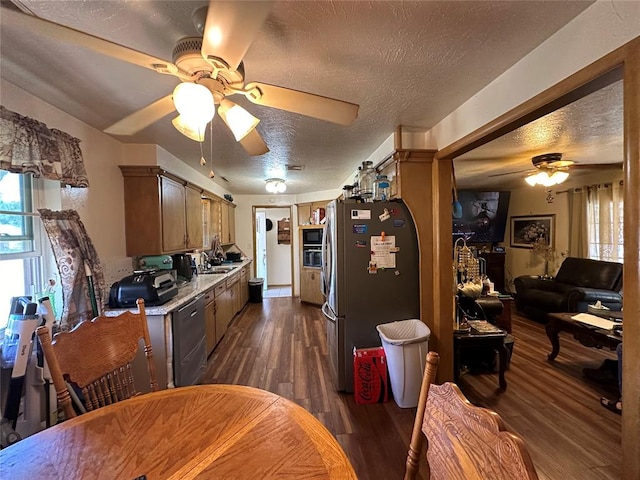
[{"xmin": 357, "ymin": 361, "xmax": 376, "ymax": 402}]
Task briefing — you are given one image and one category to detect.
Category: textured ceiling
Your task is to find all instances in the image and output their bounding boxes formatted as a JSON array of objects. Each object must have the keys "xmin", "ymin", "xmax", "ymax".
[
  {"xmin": 0, "ymin": 0, "xmax": 598, "ymax": 194},
  {"xmin": 456, "ymin": 79, "xmax": 624, "ymax": 190}
]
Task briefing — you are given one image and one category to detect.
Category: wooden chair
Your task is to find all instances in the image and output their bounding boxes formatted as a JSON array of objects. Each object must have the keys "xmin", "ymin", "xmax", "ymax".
[
  {"xmin": 36, "ymin": 298, "xmax": 158, "ymax": 420},
  {"xmin": 404, "ymin": 351, "xmax": 538, "ymax": 480}
]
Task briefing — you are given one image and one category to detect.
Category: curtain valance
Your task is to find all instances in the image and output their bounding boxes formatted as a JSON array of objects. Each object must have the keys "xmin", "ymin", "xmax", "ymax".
[{"xmin": 0, "ymin": 105, "xmax": 89, "ymax": 187}]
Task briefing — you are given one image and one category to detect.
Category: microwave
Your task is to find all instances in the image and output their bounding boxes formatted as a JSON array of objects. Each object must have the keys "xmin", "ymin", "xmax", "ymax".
[
  {"xmin": 302, "ymin": 227, "xmax": 323, "ymax": 246},
  {"xmin": 303, "ymin": 249, "xmax": 322, "ymax": 268}
]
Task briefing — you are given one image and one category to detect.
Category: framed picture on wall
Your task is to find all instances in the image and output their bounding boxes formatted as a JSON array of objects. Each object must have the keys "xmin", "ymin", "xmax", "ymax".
[{"xmin": 510, "ymin": 214, "xmax": 555, "ymax": 248}]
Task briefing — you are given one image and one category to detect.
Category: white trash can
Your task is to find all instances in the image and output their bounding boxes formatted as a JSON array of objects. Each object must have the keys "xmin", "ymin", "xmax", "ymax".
[{"xmin": 376, "ymin": 319, "xmax": 431, "ymax": 408}]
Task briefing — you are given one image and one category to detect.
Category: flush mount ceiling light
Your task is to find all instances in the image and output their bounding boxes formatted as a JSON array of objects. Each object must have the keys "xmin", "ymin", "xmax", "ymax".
[{"xmin": 265, "ymin": 178, "xmax": 286, "ymax": 193}]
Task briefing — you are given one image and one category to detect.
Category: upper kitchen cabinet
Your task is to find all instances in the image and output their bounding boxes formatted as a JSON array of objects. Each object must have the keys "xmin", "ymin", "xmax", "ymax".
[
  {"xmin": 220, "ymin": 200, "xmax": 236, "ymax": 245},
  {"xmin": 297, "ymin": 200, "xmax": 331, "ymax": 226},
  {"xmin": 119, "ymin": 166, "xmax": 204, "ymax": 256}
]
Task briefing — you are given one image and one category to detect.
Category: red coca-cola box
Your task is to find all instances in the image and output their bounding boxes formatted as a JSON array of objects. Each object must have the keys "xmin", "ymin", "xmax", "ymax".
[{"xmin": 353, "ymin": 347, "xmax": 389, "ymax": 404}]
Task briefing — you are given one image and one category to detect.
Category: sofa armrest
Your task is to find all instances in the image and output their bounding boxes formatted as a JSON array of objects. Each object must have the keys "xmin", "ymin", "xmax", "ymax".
[{"xmin": 566, "ymin": 287, "xmax": 623, "ymax": 310}]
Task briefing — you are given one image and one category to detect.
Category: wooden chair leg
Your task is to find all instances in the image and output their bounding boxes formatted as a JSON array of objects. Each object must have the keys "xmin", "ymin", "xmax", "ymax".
[{"xmin": 404, "ymin": 351, "xmax": 440, "ymax": 480}]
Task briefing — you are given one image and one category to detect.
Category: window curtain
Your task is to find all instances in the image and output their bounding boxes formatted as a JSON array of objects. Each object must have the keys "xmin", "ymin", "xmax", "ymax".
[
  {"xmin": 567, "ymin": 187, "xmax": 588, "ymax": 257},
  {"xmin": 586, "ymin": 182, "xmax": 624, "ymax": 262},
  {"xmin": 39, "ymin": 209, "xmax": 105, "ymax": 331},
  {"xmin": 0, "ymin": 105, "xmax": 89, "ymax": 187}
]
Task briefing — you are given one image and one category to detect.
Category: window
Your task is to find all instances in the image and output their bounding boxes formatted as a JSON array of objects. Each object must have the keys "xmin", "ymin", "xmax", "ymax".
[
  {"xmin": 586, "ymin": 182, "xmax": 624, "ymax": 262},
  {"xmin": 0, "ymin": 172, "xmax": 43, "ymax": 329}
]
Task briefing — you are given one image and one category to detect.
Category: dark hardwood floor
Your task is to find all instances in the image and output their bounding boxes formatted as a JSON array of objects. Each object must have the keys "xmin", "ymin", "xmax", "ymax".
[{"xmin": 202, "ymin": 298, "xmax": 622, "ymax": 480}]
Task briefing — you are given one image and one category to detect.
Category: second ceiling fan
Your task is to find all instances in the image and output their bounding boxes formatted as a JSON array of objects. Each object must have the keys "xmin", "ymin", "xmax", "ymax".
[{"xmin": 4, "ymin": 1, "xmax": 359, "ymax": 156}]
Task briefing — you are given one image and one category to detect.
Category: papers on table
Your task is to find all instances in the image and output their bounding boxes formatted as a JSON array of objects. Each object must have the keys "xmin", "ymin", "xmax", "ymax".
[{"xmin": 571, "ymin": 313, "xmax": 618, "ymax": 330}]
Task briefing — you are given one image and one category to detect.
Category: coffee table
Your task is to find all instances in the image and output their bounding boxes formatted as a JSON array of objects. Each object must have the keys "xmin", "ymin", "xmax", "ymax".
[
  {"xmin": 546, "ymin": 312, "xmax": 622, "ymax": 361},
  {"xmin": 454, "ymin": 329, "xmax": 508, "ymax": 390}
]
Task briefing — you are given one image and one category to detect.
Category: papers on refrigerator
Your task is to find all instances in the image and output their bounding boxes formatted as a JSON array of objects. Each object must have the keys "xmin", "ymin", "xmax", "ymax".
[{"xmin": 370, "ymin": 235, "xmax": 397, "ymax": 269}]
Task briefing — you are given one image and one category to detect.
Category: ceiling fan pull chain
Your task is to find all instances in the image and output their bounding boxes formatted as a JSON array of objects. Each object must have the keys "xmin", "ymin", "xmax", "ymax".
[{"xmin": 209, "ymin": 121, "xmax": 215, "ymax": 179}]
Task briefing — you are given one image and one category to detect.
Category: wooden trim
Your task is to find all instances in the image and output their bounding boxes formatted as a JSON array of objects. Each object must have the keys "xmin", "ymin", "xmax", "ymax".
[
  {"xmin": 433, "ymin": 35, "xmax": 639, "ymax": 477},
  {"xmin": 622, "ymin": 36, "xmax": 640, "ymax": 479}
]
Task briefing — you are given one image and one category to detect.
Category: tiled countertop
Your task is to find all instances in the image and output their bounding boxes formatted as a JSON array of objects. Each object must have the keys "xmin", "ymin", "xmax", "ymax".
[{"xmin": 105, "ymin": 260, "xmax": 252, "ymax": 316}]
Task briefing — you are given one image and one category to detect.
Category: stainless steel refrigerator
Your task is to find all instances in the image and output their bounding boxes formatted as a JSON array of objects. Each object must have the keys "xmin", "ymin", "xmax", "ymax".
[{"xmin": 321, "ymin": 199, "xmax": 420, "ymax": 392}]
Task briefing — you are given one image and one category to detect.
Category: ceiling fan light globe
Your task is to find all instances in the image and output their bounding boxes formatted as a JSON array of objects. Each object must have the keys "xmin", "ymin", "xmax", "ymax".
[
  {"xmin": 550, "ymin": 171, "xmax": 569, "ymax": 184},
  {"xmin": 172, "ymin": 115, "xmax": 206, "ymax": 142},
  {"xmin": 173, "ymin": 83, "xmax": 215, "ymax": 124},
  {"xmin": 525, "ymin": 174, "xmax": 538, "ymax": 186},
  {"xmin": 218, "ymin": 99, "xmax": 260, "ymax": 141}
]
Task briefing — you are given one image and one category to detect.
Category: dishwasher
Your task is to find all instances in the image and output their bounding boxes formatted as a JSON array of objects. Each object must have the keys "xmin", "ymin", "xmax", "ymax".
[{"xmin": 171, "ymin": 294, "xmax": 206, "ymax": 387}]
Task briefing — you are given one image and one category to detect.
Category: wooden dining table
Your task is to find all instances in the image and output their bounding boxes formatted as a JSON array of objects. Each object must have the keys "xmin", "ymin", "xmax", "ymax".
[{"xmin": 0, "ymin": 384, "xmax": 357, "ymax": 479}]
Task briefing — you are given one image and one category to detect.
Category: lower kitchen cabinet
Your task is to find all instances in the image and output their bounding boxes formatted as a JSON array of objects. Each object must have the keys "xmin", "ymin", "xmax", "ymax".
[
  {"xmin": 204, "ymin": 287, "xmax": 216, "ymax": 356},
  {"xmin": 300, "ymin": 268, "xmax": 324, "ymax": 305},
  {"xmin": 214, "ymin": 282, "xmax": 230, "ymax": 345}
]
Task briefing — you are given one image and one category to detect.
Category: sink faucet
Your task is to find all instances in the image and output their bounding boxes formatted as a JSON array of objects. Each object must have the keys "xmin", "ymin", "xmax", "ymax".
[{"xmin": 200, "ymin": 251, "xmax": 209, "ymax": 269}]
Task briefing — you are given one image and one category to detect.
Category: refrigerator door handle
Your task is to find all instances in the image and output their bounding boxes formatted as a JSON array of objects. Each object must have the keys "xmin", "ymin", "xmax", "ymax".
[{"xmin": 321, "ymin": 302, "xmax": 334, "ymax": 321}]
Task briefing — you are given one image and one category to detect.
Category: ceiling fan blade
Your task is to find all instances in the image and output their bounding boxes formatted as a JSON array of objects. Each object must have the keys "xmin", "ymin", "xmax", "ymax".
[
  {"xmin": 245, "ymin": 82, "xmax": 359, "ymax": 126},
  {"xmin": 487, "ymin": 169, "xmax": 532, "ymax": 178},
  {"xmin": 104, "ymin": 95, "xmax": 175, "ymax": 135},
  {"xmin": 572, "ymin": 163, "xmax": 623, "ymax": 169},
  {"xmin": 201, "ymin": 0, "xmax": 272, "ymax": 72},
  {"xmin": 2, "ymin": 7, "xmax": 180, "ymax": 76},
  {"xmin": 238, "ymin": 128, "xmax": 270, "ymax": 156}
]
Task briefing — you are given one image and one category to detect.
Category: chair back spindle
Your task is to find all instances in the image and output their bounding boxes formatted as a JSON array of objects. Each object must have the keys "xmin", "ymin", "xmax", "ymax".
[{"xmin": 37, "ymin": 298, "xmax": 157, "ymax": 420}]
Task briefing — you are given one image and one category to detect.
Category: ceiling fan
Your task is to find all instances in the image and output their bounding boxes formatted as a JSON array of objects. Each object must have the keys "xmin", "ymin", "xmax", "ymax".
[
  {"xmin": 3, "ymin": 1, "xmax": 360, "ymax": 156},
  {"xmin": 489, "ymin": 152, "xmax": 622, "ymax": 186}
]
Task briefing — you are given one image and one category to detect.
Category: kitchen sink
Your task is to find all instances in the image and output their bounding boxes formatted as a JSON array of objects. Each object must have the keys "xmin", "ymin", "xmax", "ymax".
[{"xmin": 200, "ymin": 266, "xmax": 235, "ymax": 274}]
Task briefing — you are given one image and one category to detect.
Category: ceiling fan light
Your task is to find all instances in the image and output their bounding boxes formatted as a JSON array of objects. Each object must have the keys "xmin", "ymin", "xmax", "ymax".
[
  {"xmin": 525, "ymin": 173, "xmax": 539, "ymax": 186},
  {"xmin": 172, "ymin": 115, "xmax": 206, "ymax": 142},
  {"xmin": 218, "ymin": 99, "xmax": 259, "ymax": 141},
  {"xmin": 172, "ymin": 83, "xmax": 215, "ymax": 124},
  {"xmin": 550, "ymin": 170, "xmax": 569, "ymax": 184},
  {"xmin": 265, "ymin": 178, "xmax": 286, "ymax": 193}
]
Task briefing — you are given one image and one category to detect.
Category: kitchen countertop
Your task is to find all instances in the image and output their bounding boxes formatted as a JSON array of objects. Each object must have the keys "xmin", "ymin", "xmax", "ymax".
[{"xmin": 105, "ymin": 260, "xmax": 252, "ymax": 316}]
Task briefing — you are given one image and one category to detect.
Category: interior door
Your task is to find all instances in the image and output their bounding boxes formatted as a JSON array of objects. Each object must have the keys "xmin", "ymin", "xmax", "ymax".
[{"xmin": 255, "ymin": 211, "xmax": 267, "ymax": 285}]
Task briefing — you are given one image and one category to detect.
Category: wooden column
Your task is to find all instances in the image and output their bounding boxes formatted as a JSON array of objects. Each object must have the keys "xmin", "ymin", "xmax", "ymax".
[
  {"xmin": 384, "ymin": 142, "xmax": 454, "ymax": 382},
  {"xmin": 621, "ymin": 37, "xmax": 639, "ymax": 479}
]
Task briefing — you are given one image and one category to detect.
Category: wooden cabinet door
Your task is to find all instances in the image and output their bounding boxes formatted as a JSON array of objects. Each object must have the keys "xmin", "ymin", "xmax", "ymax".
[
  {"xmin": 161, "ymin": 176, "xmax": 186, "ymax": 252},
  {"xmin": 228, "ymin": 204, "xmax": 236, "ymax": 245},
  {"xmin": 297, "ymin": 203, "xmax": 312, "ymax": 225},
  {"xmin": 204, "ymin": 292, "xmax": 216, "ymax": 356},
  {"xmin": 210, "ymin": 198, "xmax": 222, "ymax": 243},
  {"xmin": 221, "ymin": 202, "xmax": 230, "ymax": 244},
  {"xmin": 240, "ymin": 267, "xmax": 248, "ymax": 306},
  {"xmin": 216, "ymin": 288, "xmax": 232, "ymax": 344},
  {"xmin": 300, "ymin": 268, "xmax": 323, "ymax": 305},
  {"xmin": 185, "ymin": 184, "xmax": 203, "ymax": 250}
]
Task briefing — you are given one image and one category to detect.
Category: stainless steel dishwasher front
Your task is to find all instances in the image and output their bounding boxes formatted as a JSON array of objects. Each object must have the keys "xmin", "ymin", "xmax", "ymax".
[{"xmin": 171, "ymin": 294, "xmax": 206, "ymax": 386}]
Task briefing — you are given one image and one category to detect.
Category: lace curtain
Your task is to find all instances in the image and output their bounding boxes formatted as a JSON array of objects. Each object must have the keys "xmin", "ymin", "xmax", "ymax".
[
  {"xmin": 569, "ymin": 182, "xmax": 624, "ymax": 262},
  {"xmin": 586, "ymin": 182, "xmax": 624, "ymax": 262},
  {"xmin": 39, "ymin": 209, "xmax": 105, "ymax": 331},
  {"xmin": 0, "ymin": 105, "xmax": 89, "ymax": 187}
]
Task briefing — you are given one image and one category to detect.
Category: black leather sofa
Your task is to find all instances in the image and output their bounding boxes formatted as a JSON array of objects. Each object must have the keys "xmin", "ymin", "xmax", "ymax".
[{"xmin": 514, "ymin": 257, "xmax": 623, "ymax": 322}]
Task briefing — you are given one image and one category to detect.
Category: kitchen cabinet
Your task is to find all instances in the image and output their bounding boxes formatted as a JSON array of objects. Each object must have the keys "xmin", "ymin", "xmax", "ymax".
[
  {"xmin": 204, "ymin": 287, "xmax": 216, "ymax": 356},
  {"xmin": 227, "ymin": 271, "xmax": 241, "ymax": 315},
  {"xmin": 119, "ymin": 166, "xmax": 204, "ymax": 256},
  {"xmin": 297, "ymin": 200, "xmax": 330, "ymax": 225},
  {"xmin": 220, "ymin": 200, "xmax": 236, "ymax": 245},
  {"xmin": 300, "ymin": 268, "xmax": 324, "ymax": 305},
  {"xmin": 215, "ymin": 282, "xmax": 231, "ymax": 345},
  {"xmin": 186, "ymin": 183, "xmax": 204, "ymax": 250},
  {"xmin": 240, "ymin": 265, "xmax": 249, "ymax": 306}
]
